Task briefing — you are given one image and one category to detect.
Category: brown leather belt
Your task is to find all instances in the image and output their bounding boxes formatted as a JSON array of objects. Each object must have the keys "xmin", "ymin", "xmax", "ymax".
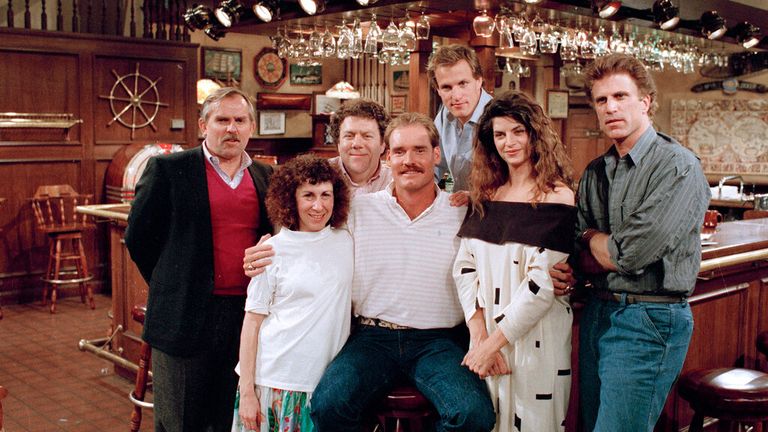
[
  {"xmin": 593, "ymin": 290, "xmax": 686, "ymax": 304},
  {"xmin": 357, "ymin": 316, "xmax": 412, "ymax": 330}
]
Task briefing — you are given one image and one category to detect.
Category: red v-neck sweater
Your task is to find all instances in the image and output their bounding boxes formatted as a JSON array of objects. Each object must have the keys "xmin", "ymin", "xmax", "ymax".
[{"xmin": 205, "ymin": 162, "xmax": 260, "ymax": 296}]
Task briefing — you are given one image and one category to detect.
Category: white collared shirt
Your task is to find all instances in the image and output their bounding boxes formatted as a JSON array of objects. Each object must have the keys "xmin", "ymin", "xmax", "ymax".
[
  {"xmin": 347, "ymin": 184, "xmax": 467, "ymax": 329},
  {"xmin": 202, "ymin": 141, "xmax": 252, "ymax": 189}
]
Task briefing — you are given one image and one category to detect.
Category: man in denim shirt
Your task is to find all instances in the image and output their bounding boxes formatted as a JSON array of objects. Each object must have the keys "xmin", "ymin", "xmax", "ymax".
[{"xmin": 574, "ymin": 54, "xmax": 709, "ymax": 431}]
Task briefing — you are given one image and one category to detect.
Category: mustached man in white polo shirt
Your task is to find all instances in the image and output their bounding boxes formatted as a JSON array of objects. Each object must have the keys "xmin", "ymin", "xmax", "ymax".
[{"xmin": 310, "ymin": 112, "xmax": 495, "ymax": 431}]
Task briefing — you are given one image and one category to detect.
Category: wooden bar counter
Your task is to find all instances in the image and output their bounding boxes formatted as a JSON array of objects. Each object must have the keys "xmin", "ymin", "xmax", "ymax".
[
  {"xmin": 81, "ymin": 202, "xmax": 768, "ymax": 430},
  {"xmin": 77, "ymin": 204, "xmax": 147, "ymax": 380}
]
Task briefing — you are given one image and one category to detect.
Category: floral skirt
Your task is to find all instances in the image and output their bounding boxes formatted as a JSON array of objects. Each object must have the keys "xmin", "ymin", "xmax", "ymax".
[{"xmin": 232, "ymin": 385, "xmax": 315, "ymax": 432}]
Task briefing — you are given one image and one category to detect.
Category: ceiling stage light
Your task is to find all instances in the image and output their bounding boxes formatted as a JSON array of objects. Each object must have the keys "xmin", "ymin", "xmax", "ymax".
[
  {"xmin": 653, "ymin": 0, "xmax": 679, "ymax": 30},
  {"xmin": 700, "ymin": 11, "xmax": 727, "ymax": 40}
]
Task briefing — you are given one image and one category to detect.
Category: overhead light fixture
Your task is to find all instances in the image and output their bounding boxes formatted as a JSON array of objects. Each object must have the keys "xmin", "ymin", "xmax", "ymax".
[
  {"xmin": 183, "ymin": 5, "xmax": 215, "ymax": 31},
  {"xmin": 733, "ymin": 21, "xmax": 761, "ymax": 49},
  {"xmin": 523, "ymin": 0, "xmax": 543, "ymax": 4},
  {"xmin": 204, "ymin": 25, "xmax": 227, "ymax": 41},
  {"xmin": 356, "ymin": 0, "xmax": 379, "ymax": 5},
  {"xmin": 593, "ymin": 1, "xmax": 621, "ymax": 19},
  {"xmin": 253, "ymin": 0, "xmax": 278, "ymax": 22},
  {"xmin": 700, "ymin": 11, "xmax": 726, "ymax": 40},
  {"xmin": 326, "ymin": 81, "xmax": 360, "ymax": 99},
  {"xmin": 652, "ymin": 0, "xmax": 679, "ymax": 30},
  {"xmin": 214, "ymin": 0, "xmax": 246, "ymax": 28},
  {"xmin": 299, "ymin": 0, "xmax": 326, "ymax": 15},
  {"xmin": 473, "ymin": 10, "xmax": 495, "ymax": 38},
  {"xmin": 183, "ymin": 4, "xmax": 227, "ymax": 40}
]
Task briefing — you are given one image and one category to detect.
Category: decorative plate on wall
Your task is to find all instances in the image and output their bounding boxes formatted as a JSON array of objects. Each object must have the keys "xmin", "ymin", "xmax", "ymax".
[{"xmin": 254, "ymin": 48, "xmax": 287, "ymax": 89}]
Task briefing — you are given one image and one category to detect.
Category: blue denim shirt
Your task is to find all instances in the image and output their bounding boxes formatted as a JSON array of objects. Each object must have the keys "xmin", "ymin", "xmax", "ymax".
[
  {"xmin": 434, "ymin": 89, "xmax": 493, "ymax": 192},
  {"xmin": 575, "ymin": 126, "xmax": 710, "ymax": 296},
  {"xmin": 202, "ymin": 141, "xmax": 252, "ymax": 189}
]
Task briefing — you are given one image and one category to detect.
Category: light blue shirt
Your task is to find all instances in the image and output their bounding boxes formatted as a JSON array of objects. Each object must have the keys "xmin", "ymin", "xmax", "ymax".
[
  {"xmin": 434, "ymin": 89, "xmax": 493, "ymax": 192},
  {"xmin": 202, "ymin": 141, "xmax": 252, "ymax": 189}
]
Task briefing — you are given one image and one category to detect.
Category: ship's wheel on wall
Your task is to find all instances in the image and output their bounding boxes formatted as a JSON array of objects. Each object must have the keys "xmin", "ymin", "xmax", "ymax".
[{"xmin": 99, "ymin": 63, "xmax": 169, "ymax": 139}]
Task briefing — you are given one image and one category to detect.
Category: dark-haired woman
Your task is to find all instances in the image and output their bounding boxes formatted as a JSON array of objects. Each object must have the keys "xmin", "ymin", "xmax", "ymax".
[
  {"xmin": 453, "ymin": 91, "xmax": 576, "ymax": 431},
  {"xmin": 233, "ymin": 155, "xmax": 352, "ymax": 432}
]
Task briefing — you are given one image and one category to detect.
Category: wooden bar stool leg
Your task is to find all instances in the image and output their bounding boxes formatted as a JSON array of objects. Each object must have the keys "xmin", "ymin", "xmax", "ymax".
[
  {"xmin": 73, "ymin": 238, "xmax": 86, "ymax": 304},
  {"xmin": 42, "ymin": 238, "xmax": 55, "ymax": 306},
  {"xmin": 77, "ymin": 237, "xmax": 95, "ymax": 309},
  {"xmin": 50, "ymin": 238, "xmax": 63, "ymax": 313},
  {"xmin": 129, "ymin": 341, "xmax": 153, "ymax": 432}
]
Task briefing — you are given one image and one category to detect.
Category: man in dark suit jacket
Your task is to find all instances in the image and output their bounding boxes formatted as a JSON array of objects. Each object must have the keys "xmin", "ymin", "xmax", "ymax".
[{"xmin": 126, "ymin": 87, "xmax": 273, "ymax": 432}]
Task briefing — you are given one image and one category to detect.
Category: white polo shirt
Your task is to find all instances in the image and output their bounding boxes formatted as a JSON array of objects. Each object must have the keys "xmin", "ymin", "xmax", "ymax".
[{"xmin": 348, "ymin": 184, "xmax": 466, "ymax": 329}]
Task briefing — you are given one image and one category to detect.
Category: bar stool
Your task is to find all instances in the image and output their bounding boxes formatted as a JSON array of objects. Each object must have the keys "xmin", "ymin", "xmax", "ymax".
[
  {"xmin": 679, "ymin": 368, "xmax": 768, "ymax": 431},
  {"xmin": 129, "ymin": 304, "xmax": 153, "ymax": 432},
  {"xmin": 30, "ymin": 185, "xmax": 94, "ymax": 313},
  {"xmin": 374, "ymin": 385, "xmax": 436, "ymax": 432}
]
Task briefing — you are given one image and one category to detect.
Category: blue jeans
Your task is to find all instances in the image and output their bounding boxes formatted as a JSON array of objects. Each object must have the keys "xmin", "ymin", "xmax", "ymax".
[
  {"xmin": 579, "ymin": 295, "xmax": 693, "ymax": 432},
  {"xmin": 310, "ymin": 324, "xmax": 495, "ymax": 432}
]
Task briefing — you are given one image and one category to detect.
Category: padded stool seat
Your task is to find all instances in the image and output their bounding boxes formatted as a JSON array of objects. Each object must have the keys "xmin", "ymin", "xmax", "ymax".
[
  {"xmin": 679, "ymin": 368, "xmax": 768, "ymax": 432},
  {"xmin": 374, "ymin": 385, "xmax": 436, "ymax": 432},
  {"xmin": 129, "ymin": 304, "xmax": 153, "ymax": 432}
]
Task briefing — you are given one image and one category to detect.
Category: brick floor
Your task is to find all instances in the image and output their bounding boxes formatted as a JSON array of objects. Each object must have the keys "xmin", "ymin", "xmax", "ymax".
[{"xmin": 0, "ymin": 294, "xmax": 154, "ymax": 431}]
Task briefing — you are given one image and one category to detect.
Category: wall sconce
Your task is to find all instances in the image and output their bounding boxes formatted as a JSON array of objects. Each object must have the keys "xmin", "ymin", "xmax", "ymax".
[
  {"xmin": 473, "ymin": 10, "xmax": 495, "ymax": 38},
  {"xmin": 253, "ymin": 0, "xmax": 278, "ymax": 22},
  {"xmin": 299, "ymin": 0, "xmax": 326, "ymax": 15},
  {"xmin": 214, "ymin": 0, "xmax": 246, "ymax": 28},
  {"xmin": 326, "ymin": 81, "xmax": 360, "ymax": 99},
  {"xmin": 593, "ymin": 1, "xmax": 621, "ymax": 19},
  {"xmin": 652, "ymin": 0, "xmax": 679, "ymax": 30},
  {"xmin": 733, "ymin": 21, "xmax": 761, "ymax": 49},
  {"xmin": 700, "ymin": 11, "xmax": 726, "ymax": 40}
]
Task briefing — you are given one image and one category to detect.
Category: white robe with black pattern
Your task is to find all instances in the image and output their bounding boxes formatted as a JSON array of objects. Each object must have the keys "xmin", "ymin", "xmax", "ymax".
[{"xmin": 453, "ymin": 202, "xmax": 574, "ymax": 432}]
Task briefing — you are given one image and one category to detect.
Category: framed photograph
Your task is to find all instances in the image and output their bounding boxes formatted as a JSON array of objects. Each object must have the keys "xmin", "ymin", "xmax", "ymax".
[
  {"xmin": 290, "ymin": 64, "xmax": 322, "ymax": 85},
  {"xmin": 202, "ymin": 47, "xmax": 242, "ymax": 81},
  {"xmin": 392, "ymin": 70, "xmax": 409, "ymax": 93},
  {"xmin": 259, "ymin": 112, "xmax": 286, "ymax": 135},
  {"xmin": 313, "ymin": 94, "xmax": 341, "ymax": 115},
  {"xmin": 547, "ymin": 90, "xmax": 569, "ymax": 119},
  {"xmin": 390, "ymin": 95, "xmax": 407, "ymax": 114}
]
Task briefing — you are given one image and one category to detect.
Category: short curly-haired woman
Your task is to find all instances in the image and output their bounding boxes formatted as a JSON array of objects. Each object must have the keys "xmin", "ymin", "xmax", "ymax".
[{"xmin": 233, "ymin": 155, "xmax": 352, "ymax": 432}]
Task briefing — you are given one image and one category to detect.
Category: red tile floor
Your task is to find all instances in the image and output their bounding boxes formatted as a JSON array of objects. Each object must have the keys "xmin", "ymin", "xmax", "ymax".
[{"xmin": 0, "ymin": 294, "xmax": 154, "ymax": 431}]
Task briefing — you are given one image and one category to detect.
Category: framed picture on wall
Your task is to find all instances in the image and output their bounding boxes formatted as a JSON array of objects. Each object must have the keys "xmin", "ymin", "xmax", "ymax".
[
  {"xmin": 313, "ymin": 94, "xmax": 341, "ymax": 115},
  {"xmin": 392, "ymin": 70, "xmax": 409, "ymax": 93},
  {"xmin": 290, "ymin": 64, "xmax": 322, "ymax": 85},
  {"xmin": 547, "ymin": 90, "xmax": 569, "ymax": 119},
  {"xmin": 391, "ymin": 95, "xmax": 407, "ymax": 114},
  {"xmin": 202, "ymin": 47, "xmax": 242, "ymax": 81},
  {"xmin": 259, "ymin": 112, "xmax": 286, "ymax": 135}
]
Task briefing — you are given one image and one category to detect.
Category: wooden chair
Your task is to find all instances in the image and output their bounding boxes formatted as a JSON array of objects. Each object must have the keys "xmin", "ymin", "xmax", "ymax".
[
  {"xmin": 0, "ymin": 385, "xmax": 7, "ymax": 432},
  {"xmin": 30, "ymin": 185, "xmax": 95, "ymax": 313},
  {"xmin": 744, "ymin": 210, "xmax": 768, "ymax": 220},
  {"xmin": 679, "ymin": 368, "xmax": 768, "ymax": 432},
  {"xmin": 129, "ymin": 304, "xmax": 153, "ymax": 432}
]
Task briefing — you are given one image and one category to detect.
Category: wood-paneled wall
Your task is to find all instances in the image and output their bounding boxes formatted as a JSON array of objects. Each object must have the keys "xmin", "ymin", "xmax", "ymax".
[{"xmin": 0, "ymin": 28, "xmax": 198, "ymax": 304}]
